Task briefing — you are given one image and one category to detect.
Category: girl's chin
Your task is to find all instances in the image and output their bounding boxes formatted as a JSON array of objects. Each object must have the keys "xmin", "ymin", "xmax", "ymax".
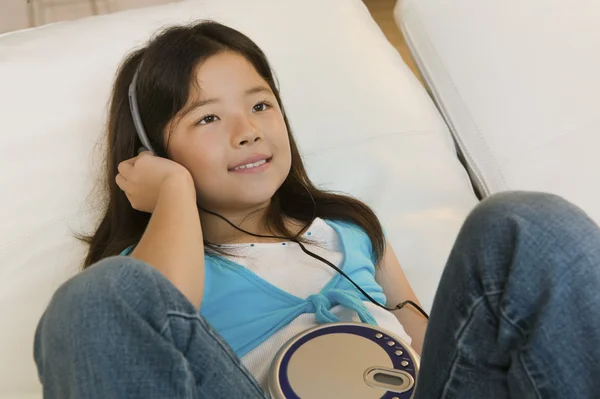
[{"xmin": 201, "ymin": 194, "xmax": 276, "ymax": 213}]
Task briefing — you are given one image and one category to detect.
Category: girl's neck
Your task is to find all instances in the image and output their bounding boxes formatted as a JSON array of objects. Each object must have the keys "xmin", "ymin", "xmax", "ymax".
[{"xmin": 200, "ymin": 202, "xmax": 306, "ymax": 244}]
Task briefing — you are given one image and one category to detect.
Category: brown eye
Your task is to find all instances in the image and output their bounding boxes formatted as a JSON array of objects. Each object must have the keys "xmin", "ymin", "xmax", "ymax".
[
  {"xmin": 198, "ymin": 114, "xmax": 219, "ymax": 125},
  {"xmin": 252, "ymin": 102, "xmax": 270, "ymax": 112}
]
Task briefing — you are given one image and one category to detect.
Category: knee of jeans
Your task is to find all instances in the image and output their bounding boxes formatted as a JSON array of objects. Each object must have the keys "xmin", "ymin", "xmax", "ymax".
[
  {"xmin": 42, "ymin": 256, "xmax": 156, "ymax": 323},
  {"xmin": 78, "ymin": 255, "xmax": 156, "ymax": 293},
  {"xmin": 88, "ymin": 255, "xmax": 158, "ymax": 288},
  {"xmin": 468, "ymin": 191, "xmax": 593, "ymax": 237},
  {"xmin": 34, "ymin": 257, "xmax": 161, "ymax": 372}
]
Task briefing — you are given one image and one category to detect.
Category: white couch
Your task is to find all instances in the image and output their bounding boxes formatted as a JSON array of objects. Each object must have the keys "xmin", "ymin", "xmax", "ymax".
[
  {"xmin": 396, "ymin": 0, "xmax": 600, "ymax": 223},
  {"xmin": 0, "ymin": 0, "xmax": 478, "ymax": 397}
]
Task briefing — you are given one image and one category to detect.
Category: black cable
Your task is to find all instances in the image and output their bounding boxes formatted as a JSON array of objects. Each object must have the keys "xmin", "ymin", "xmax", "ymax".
[
  {"xmin": 129, "ymin": 87, "xmax": 429, "ymax": 318},
  {"xmin": 198, "ymin": 175, "xmax": 430, "ymax": 321},
  {"xmin": 295, "ymin": 240, "xmax": 430, "ymax": 320}
]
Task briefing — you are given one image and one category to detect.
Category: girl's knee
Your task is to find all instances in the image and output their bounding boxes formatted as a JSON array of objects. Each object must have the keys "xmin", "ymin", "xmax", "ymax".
[
  {"xmin": 40, "ymin": 256, "xmax": 155, "ymax": 327},
  {"xmin": 87, "ymin": 255, "xmax": 159, "ymax": 287},
  {"xmin": 34, "ymin": 256, "xmax": 162, "ymax": 383},
  {"xmin": 464, "ymin": 191, "xmax": 599, "ymax": 252},
  {"xmin": 479, "ymin": 191, "xmax": 569, "ymax": 214},
  {"xmin": 471, "ymin": 191, "xmax": 587, "ymax": 227}
]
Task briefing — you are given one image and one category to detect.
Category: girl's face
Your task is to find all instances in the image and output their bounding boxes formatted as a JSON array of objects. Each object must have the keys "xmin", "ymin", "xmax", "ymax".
[{"xmin": 164, "ymin": 52, "xmax": 292, "ymax": 213}]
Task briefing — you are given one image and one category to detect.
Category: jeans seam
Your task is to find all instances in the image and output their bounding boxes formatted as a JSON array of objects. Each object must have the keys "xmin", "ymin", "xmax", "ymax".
[
  {"xmin": 165, "ymin": 310, "xmax": 266, "ymax": 397},
  {"xmin": 439, "ymin": 296, "xmax": 487, "ymax": 398},
  {"xmin": 488, "ymin": 288, "xmax": 528, "ymax": 339},
  {"xmin": 440, "ymin": 291, "xmax": 543, "ymax": 399},
  {"xmin": 518, "ymin": 352, "xmax": 543, "ymax": 399},
  {"xmin": 144, "ymin": 267, "xmax": 266, "ymax": 397},
  {"xmin": 492, "ymin": 291, "xmax": 544, "ymax": 399}
]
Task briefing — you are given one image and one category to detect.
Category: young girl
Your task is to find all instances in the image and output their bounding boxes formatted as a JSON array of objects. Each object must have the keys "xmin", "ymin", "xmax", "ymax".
[{"xmin": 34, "ymin": 21, "xmax": 600, "ymax": 399}]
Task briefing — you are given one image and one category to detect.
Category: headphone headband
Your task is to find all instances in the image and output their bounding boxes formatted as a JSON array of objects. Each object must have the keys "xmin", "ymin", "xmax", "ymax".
[{"xmin": 128, "ymin": 67, "xmax": 155, "ymax": 154}]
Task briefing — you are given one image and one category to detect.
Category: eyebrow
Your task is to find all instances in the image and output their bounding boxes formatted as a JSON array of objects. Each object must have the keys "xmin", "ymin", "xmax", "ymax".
[{"xmin": 180, "ymin": 85, "xmax": 272, "ymax": 118}]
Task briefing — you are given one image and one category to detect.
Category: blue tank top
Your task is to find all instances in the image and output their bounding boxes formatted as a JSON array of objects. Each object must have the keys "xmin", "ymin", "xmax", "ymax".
[{"xmin": 121, "ymin": 219, "xmax": 386, "ymax": 358}]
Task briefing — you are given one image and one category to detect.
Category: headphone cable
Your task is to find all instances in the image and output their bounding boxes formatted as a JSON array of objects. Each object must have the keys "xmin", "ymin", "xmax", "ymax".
[{"xmin": 198, "ymin": 176, "xmax": 430, "ymax": 320}]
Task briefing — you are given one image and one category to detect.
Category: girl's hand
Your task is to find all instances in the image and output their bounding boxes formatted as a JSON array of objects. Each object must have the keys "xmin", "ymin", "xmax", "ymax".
[{"xmin": 115, "ymin": 151, "xmax": 195, "ymax": 213}]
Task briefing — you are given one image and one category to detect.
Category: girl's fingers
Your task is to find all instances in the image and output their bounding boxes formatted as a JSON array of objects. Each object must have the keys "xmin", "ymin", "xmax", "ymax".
[
  {"xmin": 115, "ymin": 173, "xmax": 127, "ymax": 189},
  {"xmin": 117, "ymin": 160, "xmax": 134, "ymax": 176},
  {"xmin": 136, "ymin": 150, "xmax": 154, "ymax": 160}
]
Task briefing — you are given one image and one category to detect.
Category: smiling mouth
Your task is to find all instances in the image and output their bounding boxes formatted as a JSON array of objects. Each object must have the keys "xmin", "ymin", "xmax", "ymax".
[{"xmin": 229, "ymin": 157, "xmax": 272, "ymax": 172}]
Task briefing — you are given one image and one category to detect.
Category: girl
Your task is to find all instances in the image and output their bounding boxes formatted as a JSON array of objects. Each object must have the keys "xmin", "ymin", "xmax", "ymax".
[{"xmin": 34, "ymin": 21, "xmax": 600, "ymax": 399}]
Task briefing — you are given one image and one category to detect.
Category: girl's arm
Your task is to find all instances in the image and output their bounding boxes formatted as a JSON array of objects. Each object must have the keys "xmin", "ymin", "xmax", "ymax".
[
  {"xmin": 375, "ymin": 240, "xmax": 428, "ymax": 355},
  {"xmin": 131, "ymin": 174, "xmax": 205, "ymax": 309}
]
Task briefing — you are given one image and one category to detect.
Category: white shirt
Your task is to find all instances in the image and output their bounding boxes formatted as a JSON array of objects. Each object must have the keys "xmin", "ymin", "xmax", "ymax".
[{"xmin": 219, "ymin": 218, "xmax": 412, "ymax": 391}]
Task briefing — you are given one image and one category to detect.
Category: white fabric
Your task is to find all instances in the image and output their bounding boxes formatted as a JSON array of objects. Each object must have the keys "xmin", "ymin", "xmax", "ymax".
[
  {"xmin": 396, "ymin": 0, "xmax": 600, "ymax": 223},
  {"xmin": 0, "ymin": 0, "xmax": 478, "ymax": 397},
  {"xmin": 219, "ymin": 218, "xmax": 411, "ymax": 391}
]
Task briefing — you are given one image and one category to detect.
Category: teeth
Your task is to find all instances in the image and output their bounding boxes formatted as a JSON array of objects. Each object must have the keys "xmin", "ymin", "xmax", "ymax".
[{"xmin": 234, "ymin": 159, "xmax": 267, "ymax": 171}]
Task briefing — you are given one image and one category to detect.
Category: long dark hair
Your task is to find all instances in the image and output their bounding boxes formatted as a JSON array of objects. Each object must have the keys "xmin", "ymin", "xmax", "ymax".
[{"xmin": 77, "ymin": 21, "xmax": 385, "ymax": 269}]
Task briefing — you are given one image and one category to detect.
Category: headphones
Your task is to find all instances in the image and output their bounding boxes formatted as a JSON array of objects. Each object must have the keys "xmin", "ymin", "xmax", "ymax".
[
  {"xmin": 127, "ymin": 67, "xmax": 429, "ymax": 321},
  {"xmin": 128, "ymin": 69, "xmax": 155, "ymax": 154}
]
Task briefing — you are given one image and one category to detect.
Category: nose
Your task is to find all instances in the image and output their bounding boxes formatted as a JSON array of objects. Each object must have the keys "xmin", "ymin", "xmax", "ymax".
[{"xmin": 231, "ymin": 114, "xmax": 263, "ymax": 147}]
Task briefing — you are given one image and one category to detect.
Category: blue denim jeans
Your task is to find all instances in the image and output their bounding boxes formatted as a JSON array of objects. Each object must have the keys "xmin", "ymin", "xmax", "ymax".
[{"xmin": 34, "ymin": 192, "xmax": 600, "ymax": 398}]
